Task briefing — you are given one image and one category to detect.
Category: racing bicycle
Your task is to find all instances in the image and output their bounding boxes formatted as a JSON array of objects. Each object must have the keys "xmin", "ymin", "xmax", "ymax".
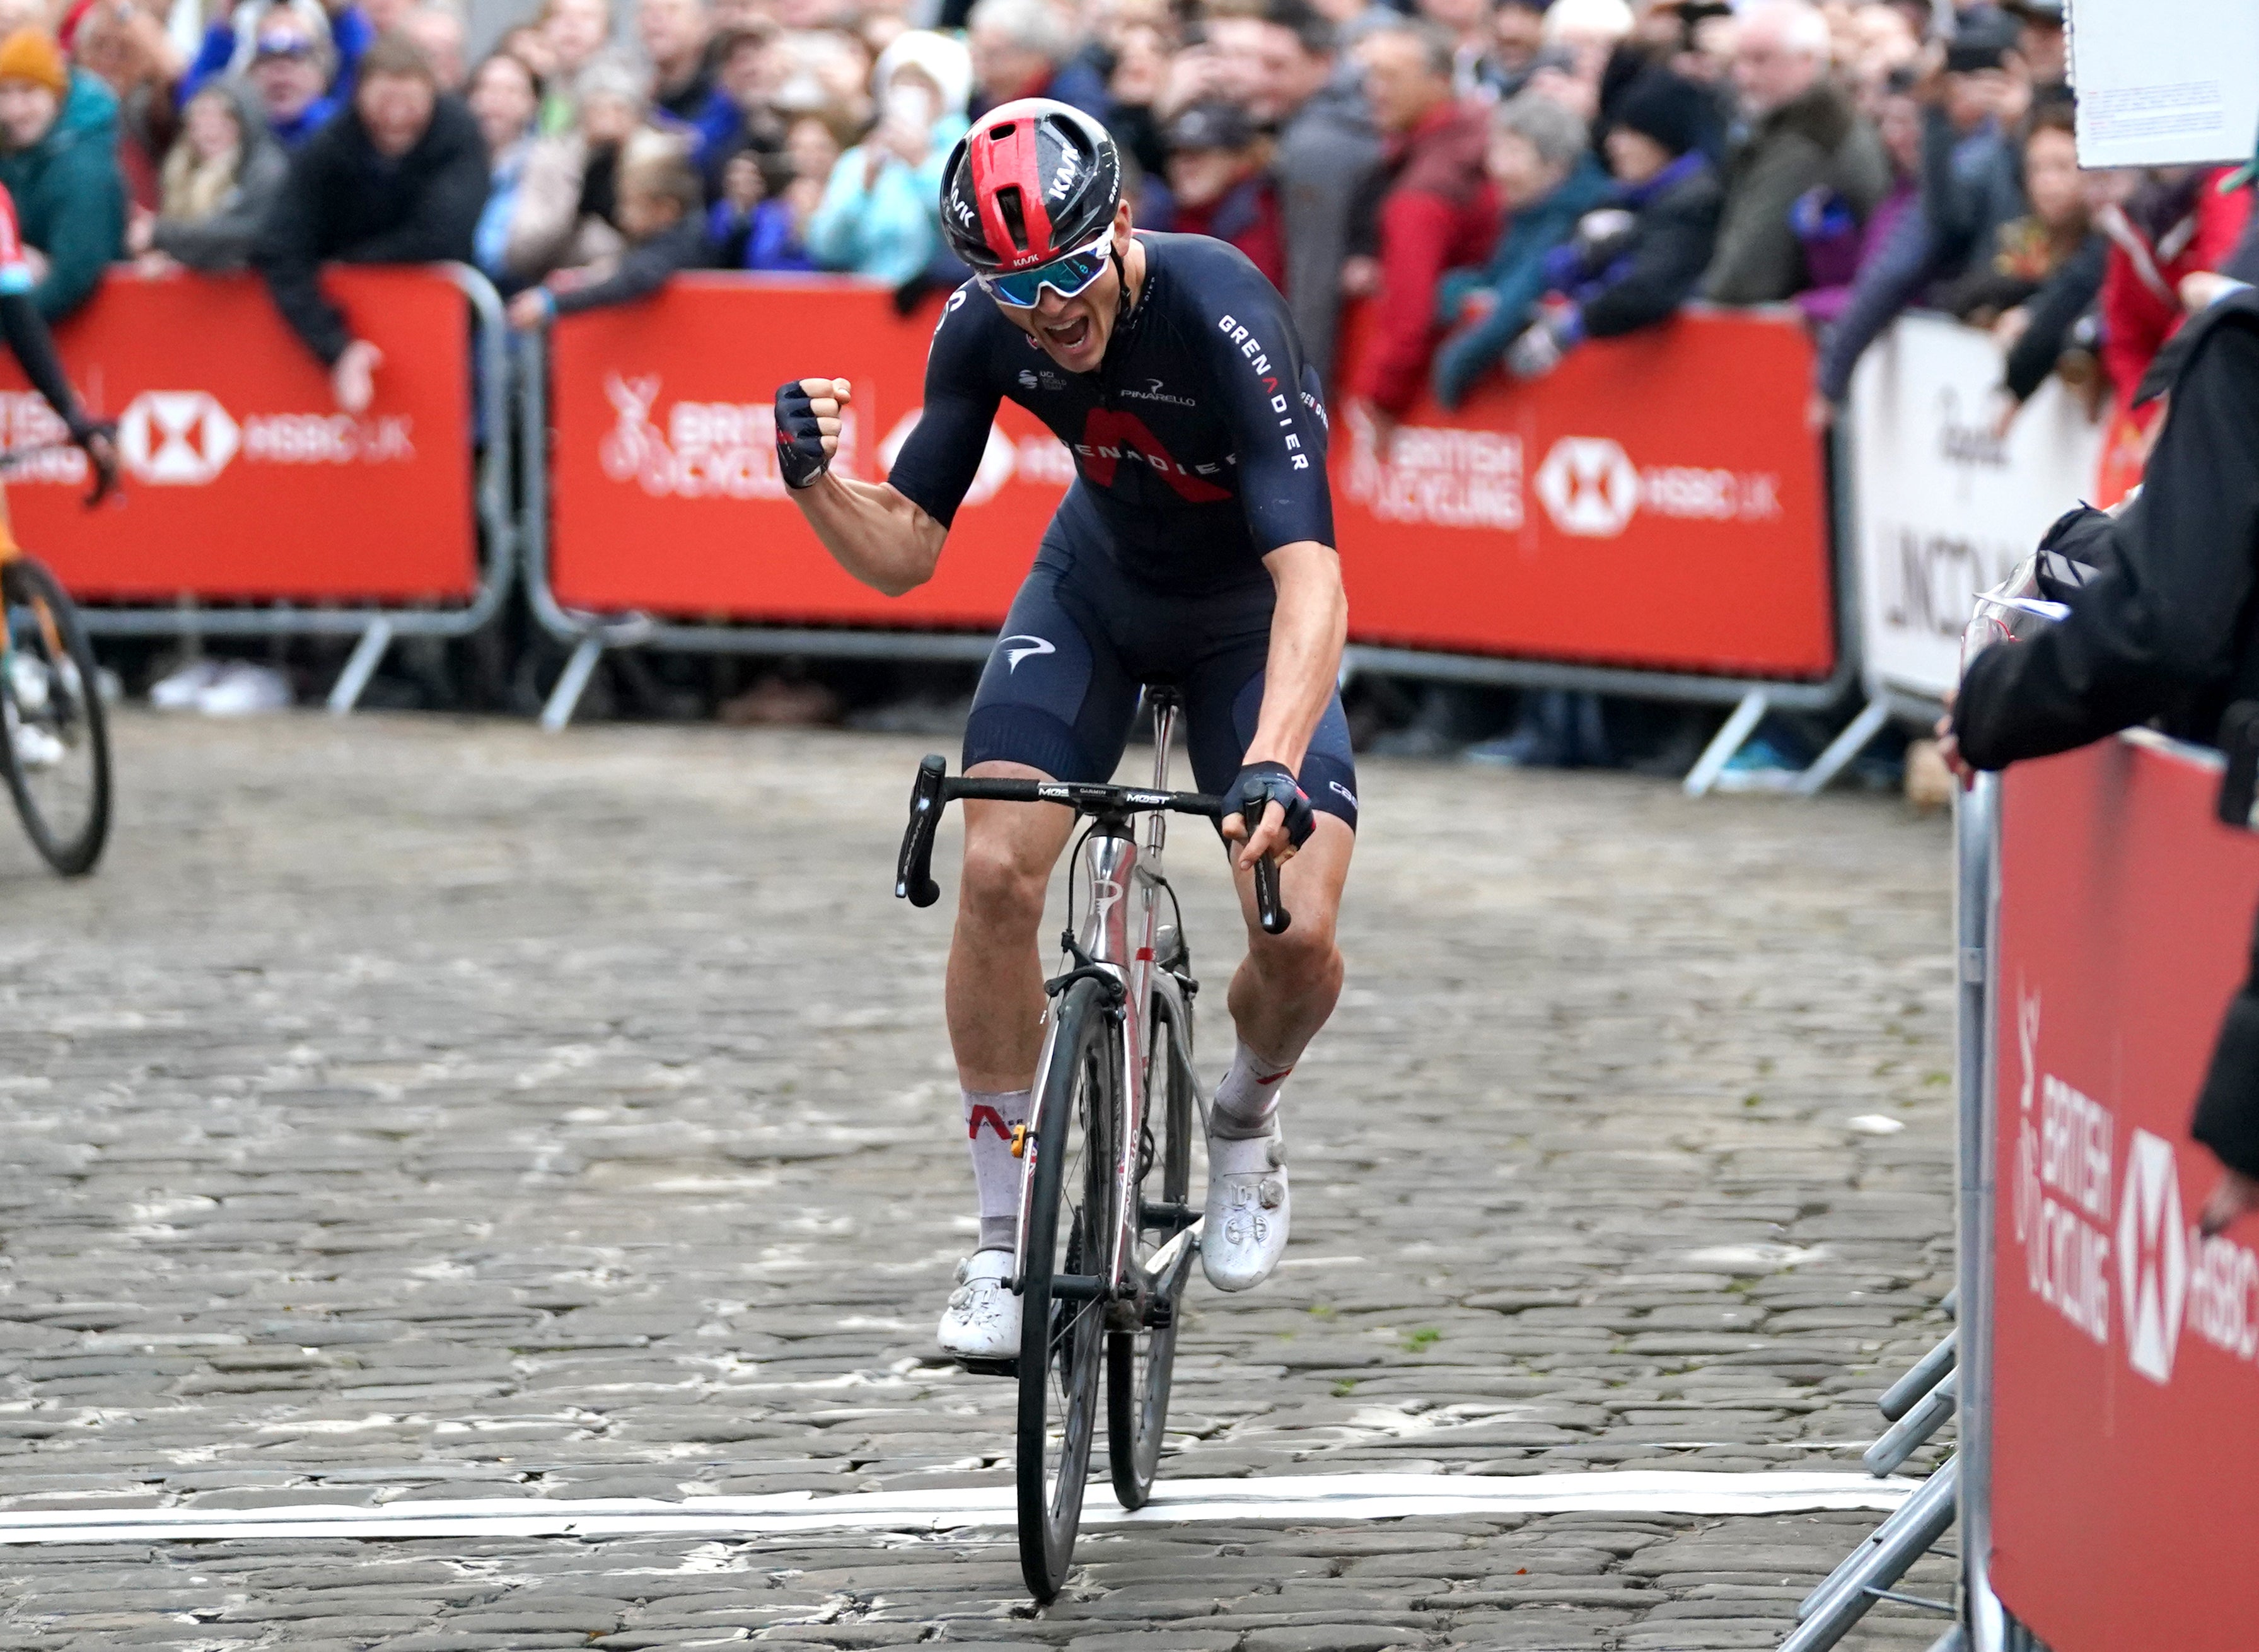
[
  {"xmin": 895, "ymin": 686, "xmax": 1290, "ymax": 1601},
  {"xmin": 0, "ymin": 442, "xmax": 112, "ymax": 876}
]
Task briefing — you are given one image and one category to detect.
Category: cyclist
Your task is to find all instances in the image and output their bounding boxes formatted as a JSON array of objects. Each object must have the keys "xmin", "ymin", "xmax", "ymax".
[
  {"xmin": 0, "ymin": 180, "xmax": 119, "ymax": 769},
  {"xmin": 773, "ymin": 99, "xmax": 1356, "ymax": 1362}
]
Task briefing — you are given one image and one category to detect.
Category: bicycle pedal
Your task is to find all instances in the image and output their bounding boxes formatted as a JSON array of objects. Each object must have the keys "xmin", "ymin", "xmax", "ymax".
[{"xmin": 953, "ymin": 1355, "xmax": 1018, "ymax": 1379}]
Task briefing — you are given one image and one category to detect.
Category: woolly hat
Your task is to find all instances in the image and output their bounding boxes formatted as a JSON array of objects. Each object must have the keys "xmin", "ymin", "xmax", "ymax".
[
  {"xmin": 1611, "ymin": 69, "xmax": 1708, "ymax": 159},
  {"xmin": 0, "ymin": 28, "xmax": 67, "ymax": 95}
]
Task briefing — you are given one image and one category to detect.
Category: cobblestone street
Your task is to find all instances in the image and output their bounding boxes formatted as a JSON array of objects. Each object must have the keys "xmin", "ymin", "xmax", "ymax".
[{"xmin": 0, "ymin": 711, "xmax": 1960, "ymax": 1651}]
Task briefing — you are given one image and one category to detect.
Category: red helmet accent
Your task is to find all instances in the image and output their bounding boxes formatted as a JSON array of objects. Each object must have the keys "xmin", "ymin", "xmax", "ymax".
[{"xmin": 965, "ymin": 115, "xmax": 1058, "ymax": 270}]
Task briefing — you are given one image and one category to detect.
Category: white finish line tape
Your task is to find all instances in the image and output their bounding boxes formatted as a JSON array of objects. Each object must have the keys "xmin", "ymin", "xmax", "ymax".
[{"xmin": 0, "ymin": 1471, "xmax": 1913, "ymax": 1546}]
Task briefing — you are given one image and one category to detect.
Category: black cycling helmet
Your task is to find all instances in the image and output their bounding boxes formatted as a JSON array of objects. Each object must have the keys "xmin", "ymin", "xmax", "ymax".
[{"xmin": 939, "ymin": 98, "xmax": 1124, "ymax": 278}]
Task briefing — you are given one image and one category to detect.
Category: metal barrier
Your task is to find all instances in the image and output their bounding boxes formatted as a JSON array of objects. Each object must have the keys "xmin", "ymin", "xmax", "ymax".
[
  {"xmin": 1778, "ymin": 773, "xmax": 2005, "ymax": 1652},
  {"xmin": 517, "ymin": 291, "xmax": 1859, "ymax": 739},
  {"xmin": 15, "ymin": 264, "xmax": 516, "ymax": 713}
]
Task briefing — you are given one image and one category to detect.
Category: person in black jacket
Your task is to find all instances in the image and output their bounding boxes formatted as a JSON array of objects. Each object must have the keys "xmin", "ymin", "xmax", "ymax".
[
  {"xmin": 251, "ymin": 31, "xmax": 487, "ymax": 414},
  {"xmin": 1942, "ymin": 282, "xmax": 2259, "ymax": 1235},
  {"xmin": 1503, "ymin": 69, "xmax": 1724, "ymax": 379}
]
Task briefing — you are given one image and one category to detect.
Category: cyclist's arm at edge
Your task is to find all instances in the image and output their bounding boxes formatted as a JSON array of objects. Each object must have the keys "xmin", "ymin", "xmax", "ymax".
[
  {"xmin": 1205, "ymin": 247, "xmax": 1345, "ymax": 778},
  {"xmin": 1246, "ymin": 538, "xmax": 1347, "ymax": 776}
]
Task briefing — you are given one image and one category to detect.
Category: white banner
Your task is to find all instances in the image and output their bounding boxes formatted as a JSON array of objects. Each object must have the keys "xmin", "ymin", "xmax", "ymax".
[
  {"xmin": 2067, "ymin": 0, "xmax": 2259, "ymax": 168},
  {"xmin": 1848, "ymin": 313, "xmax": 2106, "ymax": 702}
]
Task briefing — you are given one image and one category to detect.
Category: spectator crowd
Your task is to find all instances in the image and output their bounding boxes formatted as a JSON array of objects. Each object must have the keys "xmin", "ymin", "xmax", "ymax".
[
  {"xmin": 0, "ymin": 0, "xmax": 2249, "ymax": 453},
  {"xmin": 0, "ymin": 0, "xmax": 2253, "ymax": 743}
]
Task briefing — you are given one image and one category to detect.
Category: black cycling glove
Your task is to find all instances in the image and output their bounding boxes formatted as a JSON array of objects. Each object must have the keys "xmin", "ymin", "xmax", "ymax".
[
  {"xmin": 1221, "ymin": 760, "xmax": 1315, "ymax": 851},
  {"xmin": 772, "ymin": 379, "xmax": 830, "ymax": 490}
]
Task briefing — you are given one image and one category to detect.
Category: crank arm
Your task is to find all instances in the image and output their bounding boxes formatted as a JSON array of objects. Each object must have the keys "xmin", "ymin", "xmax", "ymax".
[{"xmin": 1138, "ymin": 1216, "xmax": 1204, "ymax": 1294}]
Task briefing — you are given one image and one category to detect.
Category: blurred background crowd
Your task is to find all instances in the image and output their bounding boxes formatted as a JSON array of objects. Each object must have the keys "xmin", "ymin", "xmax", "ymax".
[{"xmin": 5, "ymin": 0, "xmax": 2255, "ymax": 763}]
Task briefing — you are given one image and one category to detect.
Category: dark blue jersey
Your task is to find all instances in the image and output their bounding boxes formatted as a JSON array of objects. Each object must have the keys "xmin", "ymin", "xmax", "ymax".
[{"xmin": 886, "ymin": 231, "xmax": 1335, "ymax": 592}]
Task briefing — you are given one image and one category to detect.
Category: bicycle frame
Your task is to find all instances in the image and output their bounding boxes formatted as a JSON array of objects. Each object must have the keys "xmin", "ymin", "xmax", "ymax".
[{"xmin": 1011, "ymin": 699, "xmax": 1200, "ymax": 1311}]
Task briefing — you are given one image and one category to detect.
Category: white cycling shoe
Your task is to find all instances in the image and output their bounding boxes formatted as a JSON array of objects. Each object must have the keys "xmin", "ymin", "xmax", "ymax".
[
  {"xmin": 938, "ymin": 1250, "xmax": 1021, "ymax": 1361},
  {"xmin": 1200, "ymin": 1116, "xmax": 1289, "ymax": 1292}
]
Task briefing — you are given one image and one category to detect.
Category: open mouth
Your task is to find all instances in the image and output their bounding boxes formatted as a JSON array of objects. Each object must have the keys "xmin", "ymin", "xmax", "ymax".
[{"xmin": 1041, "ymin": 313, "xmax": 1093, "ymax": 353}]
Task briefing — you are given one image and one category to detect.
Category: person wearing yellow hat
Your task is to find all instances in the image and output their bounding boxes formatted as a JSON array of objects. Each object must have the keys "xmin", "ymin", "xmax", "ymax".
[{"xmin": 0, "ymin": 26, "xmax": 123, "ymax": 323}]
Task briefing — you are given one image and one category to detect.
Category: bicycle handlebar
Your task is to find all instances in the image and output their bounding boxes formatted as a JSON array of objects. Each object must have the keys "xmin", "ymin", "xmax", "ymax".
[{"xmin": 895, "ymin": 753, "xmax": 1291, "ymax": 935}]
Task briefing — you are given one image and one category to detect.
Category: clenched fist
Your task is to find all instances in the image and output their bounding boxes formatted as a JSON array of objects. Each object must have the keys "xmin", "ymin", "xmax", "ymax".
[{"xmin": 775, "ymin": 376, "xmax": 852, "ymax": 490}]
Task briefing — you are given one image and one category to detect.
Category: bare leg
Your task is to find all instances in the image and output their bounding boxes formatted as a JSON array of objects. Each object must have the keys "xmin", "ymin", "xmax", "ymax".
[
  {"xmin": 945, "ymin": 761, "xmax": 1078, "ymax": 1093},
  {"xmin": 1223, "ymin": 813, "xmax": 1354, "ymax": 1067}
]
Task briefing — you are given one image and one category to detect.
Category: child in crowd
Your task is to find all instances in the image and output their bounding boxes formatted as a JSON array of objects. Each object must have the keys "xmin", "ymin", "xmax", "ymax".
[
  {"xmin": 506, "ymin": 134, "xmax": 709, "ymax": 326},
  {"xmin": 1501, "ymin": 69, "xmax": 1722, "ymax": 380},
  {"xmin": 127, "ymin": 78, "xmax": 286, "ymax": 272}
]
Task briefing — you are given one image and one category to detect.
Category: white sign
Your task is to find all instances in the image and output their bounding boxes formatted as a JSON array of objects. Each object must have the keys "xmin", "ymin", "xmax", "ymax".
[
  {"xmin": 1847, "ymin": 313, "xmax": 2105, "ymax": 702},
  {"xmin": 2068, "ymin": 0, "xmax": 2259, "ymax": 167}
]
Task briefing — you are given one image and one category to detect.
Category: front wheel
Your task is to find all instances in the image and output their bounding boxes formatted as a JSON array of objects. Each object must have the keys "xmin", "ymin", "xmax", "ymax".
[
  {"xmin": 0, "ymin": 556, "xmax": 111, "ymax": 876},
  {"xmin": 1016, "ymin": 977, "xmax": 1116, "ymax": 1602}
]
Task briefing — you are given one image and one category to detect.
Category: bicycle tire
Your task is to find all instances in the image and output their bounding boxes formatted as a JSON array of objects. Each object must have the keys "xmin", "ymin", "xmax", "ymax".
[
  {"xmin": 1108, "ymin": 988, "xmax": 1193, "ymax": 1509},
  {"xmin": 0, "ymin": 556, "xmax": 110, "ymax": 876},
  {"xmin": 1017, "ymin": 976, "xmax": 1115, "ymax": 1602}
]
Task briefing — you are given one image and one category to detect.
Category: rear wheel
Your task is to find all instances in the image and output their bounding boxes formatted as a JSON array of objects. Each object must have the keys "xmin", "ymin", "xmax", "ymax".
[
  {"xmin": 1108, "ymin": 986, "xmax": 1194, "ymax": 1509},
  {"xmin": 1016, "ymin": 978, "xmax": 1115, "ymax": 1602},
  {"xmin": 0, "ymin": 556, "xmax": 110, "ymax": 876}
]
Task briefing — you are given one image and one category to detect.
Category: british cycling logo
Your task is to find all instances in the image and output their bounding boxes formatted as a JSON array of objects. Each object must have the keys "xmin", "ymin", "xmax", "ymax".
[
  {"xmin": 1001, "ymin": 635, "xmax": 1054, "ymax": 672},
  {"xmin": 601, "ymin": 373, "xmax": 856, "ymax": 499}
]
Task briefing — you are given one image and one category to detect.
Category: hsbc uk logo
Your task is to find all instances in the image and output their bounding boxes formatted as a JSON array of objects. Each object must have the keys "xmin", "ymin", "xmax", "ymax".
[
  {"xmin": 1536, "ymin": 438, "xmax": 1638, "ymax": 536},
  {"xmin": 1533, "ymin": 436, "xmax": 1784, "ymax": 538},
  {"xmin": 2117, "ymin": 1128, "xmax": 2189, "ymax": 1384},
  {"xmin": 120, "ymin": 390, "xmax": 239, "ymax": 484},
  {"xmin": 108, "ymin": 390, "xmax": 411, "ymax": 486}
]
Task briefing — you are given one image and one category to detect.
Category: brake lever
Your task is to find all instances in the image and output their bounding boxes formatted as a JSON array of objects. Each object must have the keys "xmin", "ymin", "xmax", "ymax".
[
  {"xmin": 896, "ymin": 752, "xmax": 948, "ymax": 906},
  {"xmin": 1252, "ymin": 856, "xmax": 1291, "ymax": 936}
]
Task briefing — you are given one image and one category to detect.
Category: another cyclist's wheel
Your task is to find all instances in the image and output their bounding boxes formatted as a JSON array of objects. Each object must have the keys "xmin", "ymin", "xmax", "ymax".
[
  {"xmin": 1108, "ymin": 982, "xmax": 1194, "ymax": 1509},
  {"xmin": 0, "ymin": 556, "xmax": 110, "ymax": 876},
  {"xmin": 1017, "ymin": 977, "xmax": 1116, "ymax": 1602}
]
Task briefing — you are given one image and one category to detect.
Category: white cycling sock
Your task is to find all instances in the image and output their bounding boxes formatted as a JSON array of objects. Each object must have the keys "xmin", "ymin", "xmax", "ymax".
[
  {"xmin": 1212, "ymin": 1040, "xmax": 1292, "ymax": 1140},
  {"xmin": 964, "ymin": 1088, "xmax": 1031, "ymax": 1252}
]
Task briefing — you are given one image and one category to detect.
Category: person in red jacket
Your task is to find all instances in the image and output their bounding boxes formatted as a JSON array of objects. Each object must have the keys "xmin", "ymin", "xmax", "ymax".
[
  {"xmin": 2091, "ymin": 165, "xmax": 2250, "ymax": 503},
  {"xmin": 1347, "ymin": 19, "xmax": 1499, "ymax": 451}
]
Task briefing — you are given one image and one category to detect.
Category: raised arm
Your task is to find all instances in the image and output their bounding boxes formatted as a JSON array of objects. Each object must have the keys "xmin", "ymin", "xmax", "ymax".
[{"xmin": 776, "ymin": 376, "xmax": 950, "ymax": 597}]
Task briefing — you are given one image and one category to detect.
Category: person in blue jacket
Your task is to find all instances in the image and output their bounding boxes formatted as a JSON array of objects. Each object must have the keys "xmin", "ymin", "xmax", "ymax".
[
  {"xmin": 806, "ymin": 30, "xmax": 970, "ymax": 283},
  {"xmin": 1430, "ymin": 89, "xmax": 1609, "ymax": 410}
]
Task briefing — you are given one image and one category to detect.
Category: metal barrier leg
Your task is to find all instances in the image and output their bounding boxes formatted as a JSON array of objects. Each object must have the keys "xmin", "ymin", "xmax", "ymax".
[
  {"xmin": 1782, "ymin": 1458, "xmax": 1958, "ymax": 1652},
  {"xmin": 1878, "ymin": 1327, "xmax": 1958, "ymax": 1421},
  {"xmin": 541, "ymin": 637, "xmax": 604, "ymax": 733},
  {"xmin": 327, "ymin": 619, "xmax": 395, "ymax": 715},
  {"xmin": 1683, "ymin": 689, "xmax": 1770, "ymax": 797},
  {"xmin": 1793, "ymin": 695, "xmax": 1893, "ymax": 796},
  {"xmin": 1864, "ymin": 1370, "xmax": 1957, "ymax": 1477}
]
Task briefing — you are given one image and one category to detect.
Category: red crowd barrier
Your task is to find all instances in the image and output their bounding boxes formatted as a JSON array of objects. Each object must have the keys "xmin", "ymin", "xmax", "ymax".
[
  {"xmin": 543, "ymin": 281, "xmax": 1834, "ymax": 683},
  {"xmin": 1989, "ymin": 733, "xmax": 2259, "ymax": 1651},
  {"xmin": 1332, "ymin": 306, "xmax": 1834, "ymax": 678},
  {"xmin": 0, "ymin": 266, "xmax": 480, "ymax": 605}
]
